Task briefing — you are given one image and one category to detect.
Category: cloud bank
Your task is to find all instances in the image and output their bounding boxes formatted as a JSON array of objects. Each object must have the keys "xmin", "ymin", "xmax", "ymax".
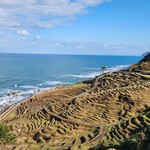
[
  {"xmin": 0, "ymin": 32, "xmax": 148, "ymax": 56},
  {"xmin": 0, "ymin": 0, "xmax": 109, "ymax": 33}
]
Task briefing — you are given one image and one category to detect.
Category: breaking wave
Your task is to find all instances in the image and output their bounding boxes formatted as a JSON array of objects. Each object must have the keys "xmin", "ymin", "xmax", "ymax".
[{"xmin": 65, "ymin": 65, "xmax": 130, "ymax": 79}]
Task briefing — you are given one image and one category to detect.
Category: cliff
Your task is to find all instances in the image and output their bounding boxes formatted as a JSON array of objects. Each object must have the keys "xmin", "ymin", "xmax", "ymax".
[{"xmin": 128, "ymin": 52, "xmax": 150, "ymax": 72}]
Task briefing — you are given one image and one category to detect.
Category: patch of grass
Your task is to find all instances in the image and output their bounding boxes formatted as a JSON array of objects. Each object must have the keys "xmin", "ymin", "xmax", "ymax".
[
  {"xmin": 89, "ymin": 127, "xmax": 150, "ymax": 150},
  {"xmin": 6, "ymin": 113, "xmax": 16, "ymax": 120},
  {"xmin": 0, "ymin": 124, "xmax": 16, "ymax": 144}
]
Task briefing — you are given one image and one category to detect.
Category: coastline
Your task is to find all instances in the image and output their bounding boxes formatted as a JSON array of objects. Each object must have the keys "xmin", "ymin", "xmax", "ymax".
[
  {"xmin": 0, "ymin": 64, "xmax": 131, "ymax": 112},
  {"xmin": 0, "ymin": 53, "xmax": 149, "ymax": 149},
  {"xmin": 0, "ymin": 54, "xmax": 140, "ymax": 111},
  {"xmin": 0, "ymin": 86, "xmax": 57, "ymax": 118}
]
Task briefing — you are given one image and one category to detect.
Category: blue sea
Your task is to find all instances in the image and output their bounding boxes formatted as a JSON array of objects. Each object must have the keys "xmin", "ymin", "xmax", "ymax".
[{"xmin": 0, "ymin": 53, "xmax": 141, "ymax": 109}]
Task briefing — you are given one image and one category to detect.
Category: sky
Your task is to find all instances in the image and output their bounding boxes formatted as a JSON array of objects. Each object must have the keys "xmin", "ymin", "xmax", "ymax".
[{"xmin": 0, "ymin": 0, "xmax": 150, "ymax": 56}]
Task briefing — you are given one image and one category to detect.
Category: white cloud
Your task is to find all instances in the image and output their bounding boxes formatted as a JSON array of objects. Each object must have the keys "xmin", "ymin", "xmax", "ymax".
[
  {"xmin": 17, "ymin": 29, "xmax": 30, "ymax": 36},
  {"xmin": 111, "ymin": 45, "xmax": 125, "ymax": 49},
  {"xmin": 0, "ymin": 0, "xmax": 109, "ymax": 31}
]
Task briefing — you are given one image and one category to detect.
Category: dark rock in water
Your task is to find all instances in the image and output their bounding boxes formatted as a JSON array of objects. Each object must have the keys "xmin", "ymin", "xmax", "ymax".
[
  {"xmin": 7, "ymin": 92, "xmax": 18, "ymax": 97},
  {"xmin": 101, "ymin": 66, "xmax": 107, "ymax": 70}
]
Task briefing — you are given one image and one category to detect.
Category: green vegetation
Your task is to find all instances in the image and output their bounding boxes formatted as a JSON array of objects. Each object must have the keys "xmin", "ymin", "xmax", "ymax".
[
  {"xmin": 89, "ymin": 127, "xmax": 150, "ymax": 150},
  {"xmin": 0, "ymin": 124, "xmax": 16, "ymax": 144}
]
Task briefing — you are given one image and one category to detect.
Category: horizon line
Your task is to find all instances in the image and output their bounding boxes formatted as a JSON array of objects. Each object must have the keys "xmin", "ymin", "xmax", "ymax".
[{"xmin": 0, "ymin": 52, "xmax": 142, "ymax": 57}]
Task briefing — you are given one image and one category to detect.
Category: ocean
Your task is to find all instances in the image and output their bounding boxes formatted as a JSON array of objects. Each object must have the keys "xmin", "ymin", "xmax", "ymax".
[{"xmin": 0, "ymin": 53, "xmax": 141, "ymax": 109}]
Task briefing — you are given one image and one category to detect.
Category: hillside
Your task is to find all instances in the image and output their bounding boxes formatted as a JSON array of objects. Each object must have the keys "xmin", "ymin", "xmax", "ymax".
[{"xmin": 0, "ymin": 53, "xmax": 150, "ymax": 150}]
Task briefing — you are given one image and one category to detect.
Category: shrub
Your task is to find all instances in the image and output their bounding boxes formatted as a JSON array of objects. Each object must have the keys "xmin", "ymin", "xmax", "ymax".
[{"xmin": 0, "ymin": 124, "xmax": 16, "ymax": 144}]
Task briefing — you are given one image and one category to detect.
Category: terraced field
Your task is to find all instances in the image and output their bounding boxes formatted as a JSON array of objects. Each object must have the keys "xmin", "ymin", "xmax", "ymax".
[{"xmin": 0, "ymin": 53, "xmax": 150, "ymax": 150}]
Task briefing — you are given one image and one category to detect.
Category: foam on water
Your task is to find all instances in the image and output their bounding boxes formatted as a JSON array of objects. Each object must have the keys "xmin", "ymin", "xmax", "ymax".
[
  {"xmin": 20, "ymin": 85, "xmax": 39, "ymax": 89},
  {"xmin": 42, "ymin": 81, "xmax": 72, "ymax": 86},
  {"xmin": 64, "ymin": 65, "xmax": 129, "ymax": 79},
  {"xmin": 66, "ymin": 71, "xmax": 106, "ymax": 78},
  {"xmin": 0, "ymin": 87, "xmax": 49, "ymax": 111},
  {"xmin": 0, "ymin": 80, "xmax": 72, "ymax": 110}
]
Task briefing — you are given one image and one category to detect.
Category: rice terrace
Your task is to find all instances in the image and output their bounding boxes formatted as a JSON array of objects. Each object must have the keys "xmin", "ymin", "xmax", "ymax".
[{"xmin": 0, "ymin": 53, "xmax": 150, "ymax": 150}]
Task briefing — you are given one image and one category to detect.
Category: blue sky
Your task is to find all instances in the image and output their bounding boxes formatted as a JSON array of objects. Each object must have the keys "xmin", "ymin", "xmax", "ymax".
[{"xmin": 0, "ymin": 0, "xmax": 150, "ymax": 55}]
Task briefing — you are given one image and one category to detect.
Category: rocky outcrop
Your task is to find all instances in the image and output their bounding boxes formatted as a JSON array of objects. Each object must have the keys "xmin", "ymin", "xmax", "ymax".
[{"xmin": 128, "ymin": 52, "xmax": 150, "ymax": 72}]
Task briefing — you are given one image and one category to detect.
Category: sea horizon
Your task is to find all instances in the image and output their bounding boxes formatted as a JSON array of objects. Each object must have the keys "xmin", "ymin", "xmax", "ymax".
[{"xmin": 0, "ymin": 52, "xmax": 142, "ymax": 57}]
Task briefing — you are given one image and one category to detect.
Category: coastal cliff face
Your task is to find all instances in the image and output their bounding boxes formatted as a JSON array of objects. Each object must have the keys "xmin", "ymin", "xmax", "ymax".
[
  {"xmin": 128, "ymin": 52, "xmax": 150, "ymax": 72},
  {"xmin": 0, "ymin": 53, "xmax": 150, "ymax": 150}
]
